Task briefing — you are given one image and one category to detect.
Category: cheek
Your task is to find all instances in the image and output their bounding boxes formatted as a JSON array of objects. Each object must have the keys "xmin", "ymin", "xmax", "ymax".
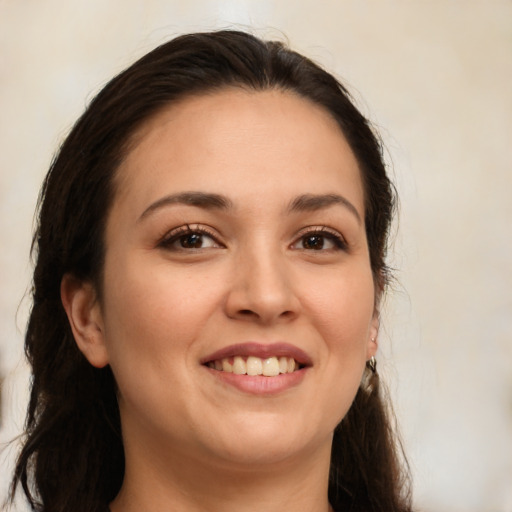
[
  {"xmin": 292, "ymin": 267, "xmax": 375, "ymax": 431},
  {"xmin": 305, "ymin": 265, "xmax": 375, "ymax": 344},
  {"xmin": 100, "ymin": 258, "xmax": 224, "ymax": 378},
  {"xmin": 98, "ymin": 260, "xmax": 228, "ymax": 432}
]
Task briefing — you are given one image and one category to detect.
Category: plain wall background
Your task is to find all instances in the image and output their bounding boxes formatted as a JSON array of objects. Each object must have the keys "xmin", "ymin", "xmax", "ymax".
[{"xmin": 1, "ymin": 1, "xmax": 511, "ymax": 511}]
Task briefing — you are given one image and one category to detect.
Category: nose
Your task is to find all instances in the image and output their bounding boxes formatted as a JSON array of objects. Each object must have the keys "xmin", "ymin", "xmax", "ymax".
[{"xmin": 224, "ymin": 245, "xmax": 300, "ymax": 325}]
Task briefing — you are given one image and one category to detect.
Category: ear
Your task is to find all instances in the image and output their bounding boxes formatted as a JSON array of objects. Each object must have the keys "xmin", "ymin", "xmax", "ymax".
[
  {"xmin": 366, "ymin": 312, "xmax": 380, "ymax": 360},
  {"xmin": 61, "ymin": 274, "xmax": 109, "ymax": 368}
]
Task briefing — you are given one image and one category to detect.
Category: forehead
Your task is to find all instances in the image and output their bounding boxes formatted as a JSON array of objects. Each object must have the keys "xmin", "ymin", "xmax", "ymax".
[{"xmin": 113, "ymin": 88, "xmax": 364, "ymax": 216}]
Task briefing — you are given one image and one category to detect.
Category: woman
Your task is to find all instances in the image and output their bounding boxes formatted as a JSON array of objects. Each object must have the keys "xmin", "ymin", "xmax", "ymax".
[{"xmin": 10, "ymin": 30, "xmax": 412, "ymax": 512}]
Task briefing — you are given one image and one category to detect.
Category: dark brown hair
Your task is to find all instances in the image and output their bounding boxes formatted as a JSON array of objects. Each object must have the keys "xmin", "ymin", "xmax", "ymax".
[{"xmin": 10, "ymin": 30, "xmax": 411, "ymax": 512}]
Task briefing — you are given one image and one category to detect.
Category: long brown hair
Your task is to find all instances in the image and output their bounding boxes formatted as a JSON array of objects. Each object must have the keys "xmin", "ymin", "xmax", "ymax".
[{"xmin": 10, "ymin": 30, "xmax": 411, "ymax": 512}]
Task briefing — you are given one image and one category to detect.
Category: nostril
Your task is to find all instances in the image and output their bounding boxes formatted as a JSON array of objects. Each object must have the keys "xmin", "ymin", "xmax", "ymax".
[{"xmin": 237, "ymin": 309, "xmax": 295, "ymax": 319}]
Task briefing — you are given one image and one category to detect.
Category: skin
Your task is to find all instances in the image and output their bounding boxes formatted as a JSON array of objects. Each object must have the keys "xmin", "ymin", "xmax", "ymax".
[{"xmin": 62, "ymin": 88, "xmax": 379, "ymax": 512}]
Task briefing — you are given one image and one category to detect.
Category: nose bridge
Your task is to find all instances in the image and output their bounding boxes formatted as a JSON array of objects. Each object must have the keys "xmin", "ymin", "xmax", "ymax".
[{"xmin": 226, "ymin": 235, "xmax": 298, "ymax": 323}]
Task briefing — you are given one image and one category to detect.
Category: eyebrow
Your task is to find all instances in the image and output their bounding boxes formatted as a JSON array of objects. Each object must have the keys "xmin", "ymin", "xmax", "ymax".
[
  {"xmin": 138, "ymin": 192, "xmax": 233, "ymax": 221},
  {"xmin": 288, "ymin": 194, "xmax": 362, "ymax": 224},
  {"xmin": 138, "ymin": 191, "xmax": 362, "ymax": 224}
]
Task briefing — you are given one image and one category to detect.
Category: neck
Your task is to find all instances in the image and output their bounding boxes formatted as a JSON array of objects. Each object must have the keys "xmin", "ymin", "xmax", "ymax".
[{"xmin": 110, "ymin": 433, "xmax": 334, "ymax": 512}]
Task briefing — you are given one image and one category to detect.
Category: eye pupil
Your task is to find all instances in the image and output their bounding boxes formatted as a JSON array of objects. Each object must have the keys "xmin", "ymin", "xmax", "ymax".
[
  {"xmin": 303, "ymin": 235, "xmax": 324, "ymax": 250},
  {"xmin": 181, "ymin": 234, "xmax": 203, "ymax": 248}
]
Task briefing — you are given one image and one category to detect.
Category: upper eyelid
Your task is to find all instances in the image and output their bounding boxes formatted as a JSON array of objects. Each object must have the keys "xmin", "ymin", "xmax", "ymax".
[
  {"xmin": 157, "ymin": 223, "xmax": 347, "ymax": 246},
  {"xmin": 291, "ymin": 225, "xmax": 349, "ymax": 251},
  {"xmin": 294, "ymin": 225, "xmax": 346, "ymax": 240},
  {"xmin": 158, "ymin": 224, "xmax": 222, "ymax": 245}
]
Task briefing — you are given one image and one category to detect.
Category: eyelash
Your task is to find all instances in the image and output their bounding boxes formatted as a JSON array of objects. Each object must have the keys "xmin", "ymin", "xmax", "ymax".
[
  {"xmin": 158, "ymin": 224, "xmax": 221, "ymax": 250},
  {"xmin": 157, "ymin": 225, "xmax": 347, "ymax": 252},
  {"xmin": 292, "ymin": 226, "xmax": 348, "ymax": 252}
]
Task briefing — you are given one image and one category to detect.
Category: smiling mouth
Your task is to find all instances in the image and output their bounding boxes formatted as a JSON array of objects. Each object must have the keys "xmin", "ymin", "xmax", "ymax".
[{"xmin": 206, "ymin": 356, "xmax": 303, "ymax": 376}]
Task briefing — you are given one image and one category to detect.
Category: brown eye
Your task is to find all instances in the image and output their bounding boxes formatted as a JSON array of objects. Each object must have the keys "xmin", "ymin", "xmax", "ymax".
[
  {"xmin": 180, "ymin": 233, "xmax": 205, "ymax": 248},
  {"xmin": 159, "ymin": 226, "xmax": 221, "ymax": 251},
  {"xmin": 302, "ymin": 235, "xmax": 325, "ymax": 250},
  {"xmin": 291, "ymin": 228, "xmax": 347, "ymax": 252}
]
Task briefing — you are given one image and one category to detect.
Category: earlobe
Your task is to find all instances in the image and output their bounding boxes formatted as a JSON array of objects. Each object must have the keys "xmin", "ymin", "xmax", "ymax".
[
  {"xmin": 60, "ymin": 274, "xmax": 109, "ymax": 368},
  {"xmin": 366, "ymin": 313, "xmax": 380, "ymax": 360}
]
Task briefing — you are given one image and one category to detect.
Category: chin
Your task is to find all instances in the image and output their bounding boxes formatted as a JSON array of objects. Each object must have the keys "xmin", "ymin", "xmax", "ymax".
[{"xmin": 201, "ymin": 413, "xmax": 332, "ymax": 468}]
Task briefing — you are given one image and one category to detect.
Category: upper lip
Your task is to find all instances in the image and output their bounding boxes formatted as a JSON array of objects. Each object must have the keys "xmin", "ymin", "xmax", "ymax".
[{"xmin": 201, "ymin": 342, "xmax": 313, "ymax": 367}]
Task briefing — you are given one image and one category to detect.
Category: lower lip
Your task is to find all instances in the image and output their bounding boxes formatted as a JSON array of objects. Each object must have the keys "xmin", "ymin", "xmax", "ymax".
[{"xmin": 205, "ymin": 367, "xmax": 308, "ymax": 395}]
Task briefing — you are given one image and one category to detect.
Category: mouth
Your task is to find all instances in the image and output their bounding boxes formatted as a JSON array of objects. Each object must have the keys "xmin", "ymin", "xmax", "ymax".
[
  {"xmin": 201, "ymin": 342, "xmax": 312, "ymax": 378},
  {"xmin": 206, "ymin": 355, "xmax": 303, "ymax": 376}
]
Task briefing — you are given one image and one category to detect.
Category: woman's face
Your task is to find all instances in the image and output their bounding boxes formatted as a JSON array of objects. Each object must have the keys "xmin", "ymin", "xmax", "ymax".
[{"xmin": 83, "ymin": 89, "xmax": 378, "ymax": 469}]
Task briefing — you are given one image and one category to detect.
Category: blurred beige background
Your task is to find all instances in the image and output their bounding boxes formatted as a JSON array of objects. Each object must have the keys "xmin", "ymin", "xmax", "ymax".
[{"xmin": 1, "ymin": 1, "xmax": 511, "ymax": 511}]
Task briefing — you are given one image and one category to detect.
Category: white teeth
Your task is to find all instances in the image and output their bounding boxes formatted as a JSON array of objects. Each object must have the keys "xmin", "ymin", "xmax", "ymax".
[
  {"xmin": 246, "ymin": 356, "xmax": 263, "ymax": 376},
  {"xmin": 262, "ymin": 357, "xmax": 280, "ymax": 377},
  {"xmin": 210, "ymin": 356, "xmax": 300, "ymax": 376},
  {"xmin": 232, "ymin": 356, "xmax": 246, "ymax": 375}
]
